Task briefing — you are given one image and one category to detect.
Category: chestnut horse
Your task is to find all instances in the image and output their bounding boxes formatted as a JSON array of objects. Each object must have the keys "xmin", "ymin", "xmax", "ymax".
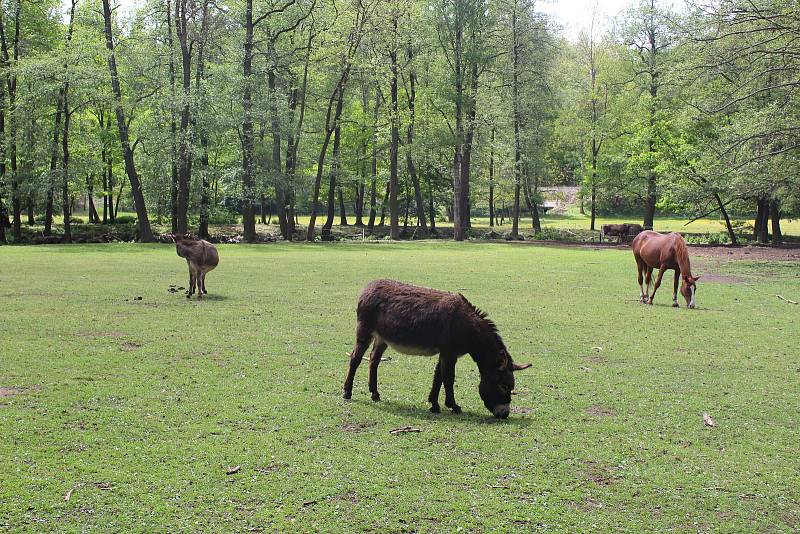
[{"xmin": 632, "ymin": 231, "xmax": 700, "ymax": 308}]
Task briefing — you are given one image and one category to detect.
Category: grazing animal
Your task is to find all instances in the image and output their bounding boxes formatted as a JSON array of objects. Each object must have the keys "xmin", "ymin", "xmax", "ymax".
[
  {"xmin": 601, "ymin": 223, "xmax": 644, "ymax": 244},
  {"xmin": 632, "ymin": 231, "xmax": 700, "ymax": 308},
  {"xmin": 342, "ymin": 279, "xmax": 531, "ymax": 419},
  {"xmin": 170, "ymin": 233, "xmax": 219, "ymax": 298}
]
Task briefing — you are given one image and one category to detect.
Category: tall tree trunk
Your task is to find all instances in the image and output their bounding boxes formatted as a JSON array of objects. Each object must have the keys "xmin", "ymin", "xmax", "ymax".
[
  {"xmin": 308, "ymin": 77, "xmax": 347, "ymax": 241},
  {"xmin": 510, "ymin": 1, "xmax": 521, "ymax": 238},
  {"xmin": 60, "ymin": 0, "xmax": 77, "ymax": 243},
  {"xmin": 0, "ymin": 2, "xmax": 21, "ymax": 241},
  {"xmin": 61, "ymin": 94, "xmax": 72, "ymax": 243},
  {"xmin": 45, "ymin": 87, "xmax": 64, "ymax": 237},
  {"xmin": 379, "ymin": 181, "xmax": 389, "ymax": 226},
  {"xmin": 367, "ymin": 84, "xmax": 380, "ymax": 232},
  {"xmin": 405, "ymin": 46, "xmax": 427, "ymax": 234},
  {"xmin": 354, "ymin": 183, "xmax": 364, "ymax": 226},
  {"xmin": 451, "ymin": 11, "xmax": 465, "ymax": 242},
  {"xmin": 321, "ymin": 122, "xmax": 342, "ymax": 240},
  {"xmin": 241, "ymin": 0, "xmax": 257, "ymax": 241},
  {"xmin": 338, "ymin": 187, "xmax": 348, "ymax": 226},
  {"xmin": 460, "ymin": 59, "xmax": 478, "ymax": 233},
  {"xmin": 389, "ymin": 17, "xmax": 400, "ymax": 240},
  {"xmin": 769, "ymin": 199, "xmax": 782, "ymax": 243},
  {"xmin": 427, "ymin": 175, "xmax": 436, "ymax": 231},
  {"xmin": 175, "ymin": 0, "xmax": 192, "ymax": 235},
  {"xmin": 87, "ymin": 175, "xmax": 99, "ymax": 223},
  {"xmin": 101, "ymin": 0, "xmax": 153, "ymax": 241},
  {"xmin": 488, "ymin": 128, "xmax": 495, "ymax": 227},
  {"xmin": 166, "ymin": 0, "xmax": 179, "ymax": 232},
  {"xmin": 195, "ymin": 0, "xmax": 210, "ymax": 239}
]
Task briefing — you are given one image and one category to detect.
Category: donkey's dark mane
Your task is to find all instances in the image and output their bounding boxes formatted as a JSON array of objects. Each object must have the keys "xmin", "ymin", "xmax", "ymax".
[{"xmin": 459, "ymin": 294, "xmax": 504, "ymax": 345}]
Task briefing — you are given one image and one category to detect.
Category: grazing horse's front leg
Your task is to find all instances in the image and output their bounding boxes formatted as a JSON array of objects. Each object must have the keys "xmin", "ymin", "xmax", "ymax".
[
  {"xmin": 672, "ymin": 270, "xmax": 680, "ymax": 307},
  {"xmin": 368, "ymin": 341, "xmax": 387, "ymax": 402},
  {"xmin": 649, "ymin": 266, "xmax": 666, "ymax": 304},
  {"xmin": 636, "ymin": 258, "xmax": 647, "ymax": 303},
  {"xmin": 440, "ymin": 354, "xmax": 461, "ymax": 414},
  {"xmin": 428, "ymin": 359, "xmax": 443, "ymax": 413}
]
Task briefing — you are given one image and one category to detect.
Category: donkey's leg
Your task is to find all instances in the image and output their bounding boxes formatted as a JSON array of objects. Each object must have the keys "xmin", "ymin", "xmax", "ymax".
[
  {"xmin": 672, "ymin": 270, "xmax": 680, "ymax": 307},
  {"xmin": 368, "ymin": 341, "xmax": 388, "ymax": 402},
  {"xmin": 649, "ymin": 266, "xmax": 666, "ymax": 304},
  {"xmin": 187, "ymin": 267, "xmax": 196, "ymax": 298},
  {"xmin": 200, "ymin": 271, "xmax": 208, "ymax": 294},
  {"xmin": 441, "ymin": 354, "xmax": 461, "ymax": 414},
  {"xmin": 428, "ymin": 359, "xmax": 443, "ymax": 413},
  {"xmin": 342, "ymin": 326, "xmax": 372, "ymax": 399}
]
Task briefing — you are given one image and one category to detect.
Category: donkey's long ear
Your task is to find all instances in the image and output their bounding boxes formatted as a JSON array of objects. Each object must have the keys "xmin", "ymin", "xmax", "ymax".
[{"xmin": 513, "ymin": 363, "xmax": 532, "ymax": 371}]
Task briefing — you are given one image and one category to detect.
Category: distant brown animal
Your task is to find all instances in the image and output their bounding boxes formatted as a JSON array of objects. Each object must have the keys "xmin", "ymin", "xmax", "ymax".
[
  {"xmin": 601, "ymin": 223, "xmax": 644, "ymax": 244},
  {"xmin": 632, "ymin": 231, "xmax": 700, "ymax": 308},
  {"xmin": 170, "ymin": 233, "xmax": 219, "ymax": 298},
  {"xmin": 342, "ymin": 279, "xmax": 531, "ymax": 419}
]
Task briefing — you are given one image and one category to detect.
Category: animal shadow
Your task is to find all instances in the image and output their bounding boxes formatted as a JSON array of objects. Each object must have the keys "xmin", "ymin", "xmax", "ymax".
[{"xmin": 364, "ymin": 398, "xmax": 533, "ymax": 427}]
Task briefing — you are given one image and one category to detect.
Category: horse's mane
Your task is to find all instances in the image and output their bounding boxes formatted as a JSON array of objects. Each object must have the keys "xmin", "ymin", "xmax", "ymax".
[{"xmin": 673, "ymin": 234, "xmax": 693, "ymax": 276}]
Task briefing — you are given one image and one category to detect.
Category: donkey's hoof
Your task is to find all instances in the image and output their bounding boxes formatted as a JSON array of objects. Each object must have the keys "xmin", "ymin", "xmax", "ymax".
[
  {"xmin": 371, "ymin": 392, "xmax": 380, "ymax": 402},
  {"xmin": 342, "ymin": 389, "xmax": 352, "ymax": 400},
  {"xmin": 429, "ymin": 404, "xmax": 441, "ymax": 413},
  {"xmin": 448, "ymin": 404, "xmax": 462, "ymax": 414},
  {"xmin": 672, "ymin": 302, "xmax": 679, "ymax": 308},
  {"xmin": 186, "ymin": 294, "xmax": 191, "ymax": 299},
  {"xmin": 648, "ymin": 300, "xmax": 654, "ymax": 305}
]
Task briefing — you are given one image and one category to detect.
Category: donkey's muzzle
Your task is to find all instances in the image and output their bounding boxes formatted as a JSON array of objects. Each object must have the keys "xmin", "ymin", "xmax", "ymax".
[{"xmin": 493, "ymin": 404, "xmax": 510, "ymax": 419}]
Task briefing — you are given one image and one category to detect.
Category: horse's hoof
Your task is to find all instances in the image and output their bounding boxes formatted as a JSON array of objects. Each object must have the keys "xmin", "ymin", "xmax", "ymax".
[
  {"xmin": 342, "ymin": 390, "xmax": 352, "ymax": 400},
  {"xmin": 371, "ymin": 392, "xmax": 380, "ymax": 402},
  {"xmin": 648, "ymin": 301, "xmax": 653, "ymax": 305},
  {"xmin": 672, "ymin": 302, "xmax": 679, "ymax": 308},
  {"xmin": 429, "ymin": 404, "xmax": 440, "ymax": 413}
]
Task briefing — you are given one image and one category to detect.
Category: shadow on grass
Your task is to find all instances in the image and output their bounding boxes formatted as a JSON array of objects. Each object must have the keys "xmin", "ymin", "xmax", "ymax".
[{"xmin": 364, "ymin": 398, "xmax": 534, "ymax": 427}]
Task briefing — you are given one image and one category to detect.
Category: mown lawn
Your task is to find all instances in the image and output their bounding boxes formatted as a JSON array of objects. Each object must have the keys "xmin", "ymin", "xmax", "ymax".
[{"xmin": 1, "ymin": 242, "xmax": 798, "ymax": 531}]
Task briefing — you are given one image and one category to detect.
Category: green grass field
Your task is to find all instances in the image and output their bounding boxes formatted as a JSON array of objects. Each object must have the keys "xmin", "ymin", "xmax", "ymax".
[{"xmin": 1, "ymin": 242, "xmax": 799, "ymax": 531}]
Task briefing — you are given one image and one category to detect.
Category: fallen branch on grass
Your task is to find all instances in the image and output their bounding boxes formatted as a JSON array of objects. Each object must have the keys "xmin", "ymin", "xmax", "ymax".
[
  {"xmin": 389, "ymin": 426, "xmax": 422, "ymax": 435},
  {"xmin": 775, "ymin": 294, "xmax": 798, "ymax": 305}
]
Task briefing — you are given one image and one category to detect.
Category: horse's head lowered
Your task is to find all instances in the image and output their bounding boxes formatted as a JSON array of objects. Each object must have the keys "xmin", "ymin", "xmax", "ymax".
[
  {"xmin": 478, "ymin": 342, "xmax": 531, "ymax": 419},
  {"xmin": 680, "ymin": 274, "xmax": 700, "ymax": 309}
]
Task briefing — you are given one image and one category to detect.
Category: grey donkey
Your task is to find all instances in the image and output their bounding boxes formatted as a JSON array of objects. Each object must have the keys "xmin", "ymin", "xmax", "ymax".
[{"xmin": 169, "ymin": 234, "xmax": 219, "ymax": 298}]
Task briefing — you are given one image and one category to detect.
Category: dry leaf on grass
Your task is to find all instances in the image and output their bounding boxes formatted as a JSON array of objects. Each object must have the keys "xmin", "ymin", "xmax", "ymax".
[
  {"xmin": 226, "ymin": 465, "xmax": 241, "ymax": 475},
  {"xmin": 64, "ymin": 488, "xmax": 74, "ymax": 501},
  {"xmin": 703, "ymin": 413, "xmax": 715, "ymax": 427}
]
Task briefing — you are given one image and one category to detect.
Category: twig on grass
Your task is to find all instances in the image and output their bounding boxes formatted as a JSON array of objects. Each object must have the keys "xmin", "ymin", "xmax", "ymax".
[
  {"xmin": 775, "ymin": 294, "xmax": 798, "ymax": 305},
  {"xmin": 389, "ymin": 426, "xmax": 422, "ymax": 435}
]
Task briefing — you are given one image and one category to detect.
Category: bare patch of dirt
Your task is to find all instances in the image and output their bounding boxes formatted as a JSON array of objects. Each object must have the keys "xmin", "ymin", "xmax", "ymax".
[
  {"xmin": 0, "ymin": 387, "xmax": 21, "ymax": 398},
  {"xmin": 690, "ymin": 245, "xmax": 800, "ymax": 261},
  {"xmin": 582, "ymin": 460, "xmax": 624, "ymax": 486},
  {"xmin": 586, "ymin": 404, "xmax": 616, "ymax": 417},
  {"xmin": 570, "ymin": 497, "xmax": 604, "ymax": 512},
  {"xmin": 79, "ymin": 331, "xmax": 125, "ymax": 339},
  {"xmin": 511, "ymin": 406, "xmax": 533, "ymax": 415},
  {"xmin": 698, "ymin": 274, "xmax": 747, "ymax": 284},
  {"xmin": 255, "ymin": 464, "xmax": 282, "ymax": 474},
  {"xmin": 120, "ymin": 342, "xmax": 142, "ymax": 351},
  {"xmin": 585, "ymin": 355, "xmax": 607, "ymax": 364},
  {"xmin": 340, "ymin": 421, "xmax": 376, "ymax": 432}
]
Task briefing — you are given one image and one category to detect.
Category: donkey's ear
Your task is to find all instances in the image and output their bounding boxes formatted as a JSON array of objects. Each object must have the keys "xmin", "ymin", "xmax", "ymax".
[
  {"xmin": 513, "ymin": 363, "xmax": 532, "ymax": 371},
  {"xmin": 693, "ymin": 275, "xmax": 701, "ymax": 281}
]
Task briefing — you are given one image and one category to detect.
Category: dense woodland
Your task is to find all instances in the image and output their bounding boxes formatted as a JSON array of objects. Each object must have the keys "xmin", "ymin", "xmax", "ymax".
[{"xmin": 0, "ymin": 0, "xmax": 797, "ymax": 244}]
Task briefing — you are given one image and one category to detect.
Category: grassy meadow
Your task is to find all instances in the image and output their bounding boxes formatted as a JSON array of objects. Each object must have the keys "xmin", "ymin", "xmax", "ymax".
[{"xmin": 1, "ymin": 242, "xmax": 799, "ymax": 531}]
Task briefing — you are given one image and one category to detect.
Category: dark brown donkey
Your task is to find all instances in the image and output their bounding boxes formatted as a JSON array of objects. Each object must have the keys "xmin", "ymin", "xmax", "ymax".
[
  {"xmin": 342, "ymin": 280, "xmax": 531, "ymax": 419},
  {"xmin": 170, "ymin": 234, "xmax": 219, "ymax": 298},
  {"xmin": 632, "ymin": 231, "xmax": 700, "ymax": 308}
]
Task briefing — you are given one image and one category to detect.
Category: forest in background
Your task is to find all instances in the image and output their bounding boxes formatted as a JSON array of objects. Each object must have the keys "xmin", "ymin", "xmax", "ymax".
[{"xmin": 0, "ymin": 0, "xmax": 797, "ymax": 244}]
